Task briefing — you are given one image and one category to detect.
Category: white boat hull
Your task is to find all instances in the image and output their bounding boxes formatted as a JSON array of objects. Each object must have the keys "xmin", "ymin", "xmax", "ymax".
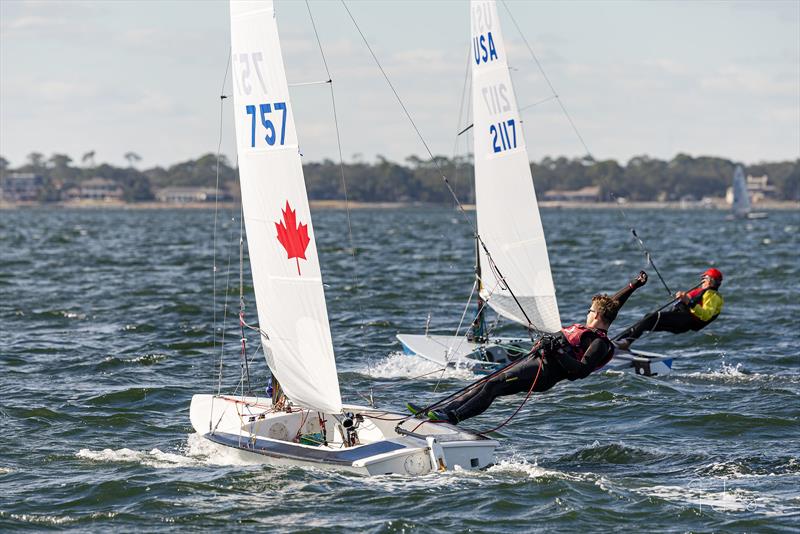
[
  {"xmin": 190, "ymin": 394, "xmax": 497, "ymax": 476},
  {"xmin": 397, "ymin": 333, "xmax": 673, "ymax": 376},
  {"xmin": 395, "ymin": 333, "xmax": 529, "ymax": 372}
]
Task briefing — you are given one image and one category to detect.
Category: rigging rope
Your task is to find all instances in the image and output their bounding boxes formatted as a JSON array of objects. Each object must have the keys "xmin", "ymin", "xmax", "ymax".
[
  {"xmin": 499, "ymin": 4, "xmax": 731, "ymax": 361},
  {"xmin": 451, "ymin": 45, "xmax": 473, "ymax": 207},
  {"xmin": 401, "ymin": 347, "xmax": 532, "ymax": 423},
  {"xmin": 288, "ymin": 79, "xmax": 331, "ymax": 87},
  {"xmin": 500, "ymin": 0, "xmax": 591, "ymax": 157},
  {"xmin": 500, "ymin": 0, "xmax": 675, "ymax": 296},
  {"xmin": 421, "ymin": 47, "xmax": 472, "ymax": 343},
  {"xmin": 238, "ymin": 212, "xmax": 252, "ymax": 395},
  {"xmin": 341, "ymin": 0, "xmax": 538, "ymax": 333},
  {"xmin": 212, "ymin": 48, "xmax": 232, "ymax": 391},
  {"xmin": 216, "ymin": 216, "xmax": 237, "ymax": 396},
  {"xmin": 479, "ymin": 356, "xmax": 541, "ymax": 435},
  {"xmin": 402, "ymin": 342, "xmax": 543, "ymax": 434},
  {"xmin": 306, "ymin": 0, "xmax": 370, "ymax": 367},
  {"xmin": 616, "ymin": 206, "xmax": 673, "ymax": 297},
  {"xmin": 431, "ymin": 278, "xmax": 479, "ymax": 394}
]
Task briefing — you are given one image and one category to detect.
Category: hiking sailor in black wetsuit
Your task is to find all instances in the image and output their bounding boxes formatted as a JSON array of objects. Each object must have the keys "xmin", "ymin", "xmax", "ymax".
[
  {"xmin": 615, "ymin": 268, "xmax": 723, "ymax": 350},
  {"xmin": 406, "ymin": 272, "xmax": 648, "ymax": 424}
]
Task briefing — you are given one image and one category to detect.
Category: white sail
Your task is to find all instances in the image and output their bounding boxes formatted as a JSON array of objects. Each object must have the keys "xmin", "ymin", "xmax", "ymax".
[
  {"xmin": 229, "ymin": 0, "xmax": 341, "ymax": 413},
  {"xmin": 731, "ymin": 165, "xmax": 750, "ymax": 217},
  {"xmin": 470, "ymin": 0, "xmax": 561, "ymax": 333}
]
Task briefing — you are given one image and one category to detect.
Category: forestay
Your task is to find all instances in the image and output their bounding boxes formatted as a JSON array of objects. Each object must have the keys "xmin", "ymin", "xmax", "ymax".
[
  {"xmin": 470, "ymin": 0, "xmax": 560, "ymax": 333},
  {"xmin": 229, "ymin": 0, "xmax": 342, "ymax": 413}
]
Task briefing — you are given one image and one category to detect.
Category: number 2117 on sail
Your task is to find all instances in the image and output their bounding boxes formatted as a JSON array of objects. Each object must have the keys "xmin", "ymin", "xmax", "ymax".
[
  {"xmin": 490, "ymin": 119, "xmax": 516, "ymax": 153},
  {"xmin": 245, "ymin": 102, "xmax": 288, "ymax": 148}
]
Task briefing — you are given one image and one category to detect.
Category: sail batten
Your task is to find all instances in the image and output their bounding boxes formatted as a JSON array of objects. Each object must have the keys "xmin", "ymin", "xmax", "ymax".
[
  {"xmin": 229, "ymin": 0, "xmax": 342, "ymax": 413},
  {"xmin": 471, "ymin": 0, "xmax": 561, "ymax": 333}
]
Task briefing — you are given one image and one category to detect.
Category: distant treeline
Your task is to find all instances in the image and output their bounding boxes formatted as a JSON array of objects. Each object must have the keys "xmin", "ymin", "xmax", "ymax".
[{"xmin": 2, "ymin": 152, "xmax": 798, "ymax": 202}]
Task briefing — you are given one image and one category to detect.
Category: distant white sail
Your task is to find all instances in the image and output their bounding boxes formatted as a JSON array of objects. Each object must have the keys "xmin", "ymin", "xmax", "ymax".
[
  {"xmin": 229, "ymin": 0, "xmax": 341, "ymax": 413},
  {"xmin": 731, "ymin": 165, "xmax": 750, "ymax": 217},
  {"xmin": 470, "ymin": 0, "xmax": 561, "ymax": 333}
]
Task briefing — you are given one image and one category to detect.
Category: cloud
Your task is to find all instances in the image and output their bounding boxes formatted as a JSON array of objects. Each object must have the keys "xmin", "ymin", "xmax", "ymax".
[
  {"xmin": 123, "ymin": 90, "xmax": 176, "ymax": 116},
  {"xmin": 34, "ymin": 80, "xmax": 99, "ymax": 102},
  {"xmin": 1, "ymin": 15, "xmax": 62, "ymax": 32},
  {"xmin": 700, "ymin": 65, "xmax": 798, "ymax": 96},
  {"xmin": 0, "ymin": 0, "xmax": 101, "ymax": 36},
  {"xmin": 642, "ymin": 58, "xmax": 690, "ymax": 77},
  {"xmin": 118, "ymin": 28, "xmax": 162, "ymax": 48}
]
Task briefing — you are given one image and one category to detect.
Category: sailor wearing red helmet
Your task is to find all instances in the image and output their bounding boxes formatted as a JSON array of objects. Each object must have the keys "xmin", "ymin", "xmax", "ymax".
[{"xmin": 615, "ymin": 268, "xmax": 724, "ymax": 350}]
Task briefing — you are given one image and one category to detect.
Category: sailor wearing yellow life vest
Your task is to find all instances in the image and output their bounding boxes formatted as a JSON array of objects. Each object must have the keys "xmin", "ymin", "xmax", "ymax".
[{"xmin": 615, "ymin": 268, "xmax": 724, "ymax": 350}]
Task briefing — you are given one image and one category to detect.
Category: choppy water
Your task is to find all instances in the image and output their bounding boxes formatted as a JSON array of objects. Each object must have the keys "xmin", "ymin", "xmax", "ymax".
[{"xmin": 1, "ymin": 207, "xmax": 798, "ymax": 532}]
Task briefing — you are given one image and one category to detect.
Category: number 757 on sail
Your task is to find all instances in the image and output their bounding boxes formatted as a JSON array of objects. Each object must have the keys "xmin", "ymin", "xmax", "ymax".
[{"xmin": 245, "ymin": 102, "xmax": 288, "ymax": 148}]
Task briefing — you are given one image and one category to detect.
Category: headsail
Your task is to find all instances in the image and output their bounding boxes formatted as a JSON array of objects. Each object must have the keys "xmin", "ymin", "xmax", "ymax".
[
  {"xmin": 731, "ymin": 164, "xmax": 750, "ymax": 217},
  {"xmin": 229, "ymin": 0, "xmax": 341, "ymax": 413},
  {"xmin": 470, "ymin": 0, "xmax": 561, "ymax": 333}
]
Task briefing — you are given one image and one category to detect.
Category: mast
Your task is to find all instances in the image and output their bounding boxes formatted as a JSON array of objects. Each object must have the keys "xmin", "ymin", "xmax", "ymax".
[{"xmin": 469, "ymin": 234, "xmax": 487, "ymax": 341}]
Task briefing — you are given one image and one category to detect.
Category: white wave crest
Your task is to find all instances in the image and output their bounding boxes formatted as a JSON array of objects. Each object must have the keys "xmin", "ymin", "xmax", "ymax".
[
  {"xmin": 77, "ymin": 433, "xmax": 304, "ymax": 470},
  {"xmin": 704, "ymin": 457, "xmax": 800, "ymax": 479},
  {"xmin": 682, "ymin": 360, "xmax": 800, "ymax": 385},
  {"xmin": 487, "ymin": 457, "xmax": 590, "ymax": 482},
  {"xmin": 638, "ymin": 481, "xmax": 791, "ymax": 515},
  {"xmin": 102, "ymin": 353, "xmax": 166, "ymax": 365},
  {"xmin": 76, "ymin": 446, "xmax": 200, "ymax": 468},
  {"xmin": 182, "ymin": 432, "xmax": 263, "ymax": 466},
  {"xmin": 683, "ymin": 361, "xmax": 763, "ymax": 382},
  {"xmin": 0, "ymin": 511, "xmax": 117, "ymax": 526},
  {"xmin": 360, "ymin": 352, "xmax": 477, "ymax": 381},
  {"xmin": 1, "ymin": 512, "xmax": 77, "ymax": 525}
]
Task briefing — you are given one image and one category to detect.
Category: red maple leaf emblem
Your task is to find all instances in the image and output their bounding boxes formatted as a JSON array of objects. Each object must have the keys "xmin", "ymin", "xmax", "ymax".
[{"xmin": 275, "ymin": 201, "xmax": 311, "ymax": 275}]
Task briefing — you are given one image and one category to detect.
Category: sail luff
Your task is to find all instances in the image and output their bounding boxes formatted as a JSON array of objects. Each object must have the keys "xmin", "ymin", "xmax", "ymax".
[
  {"xmin": 470, "ymin": 0, "xmax": 561, "ymax": 333},
  {"xmin": 228, "ymin": 0, "xmax": 342, "ymax": 413}
]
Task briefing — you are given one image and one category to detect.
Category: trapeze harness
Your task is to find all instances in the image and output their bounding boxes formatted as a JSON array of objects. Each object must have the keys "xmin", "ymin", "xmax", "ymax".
[{"xmin": 557, "ymin": 323, "xmax": 615, "ymax": 371}]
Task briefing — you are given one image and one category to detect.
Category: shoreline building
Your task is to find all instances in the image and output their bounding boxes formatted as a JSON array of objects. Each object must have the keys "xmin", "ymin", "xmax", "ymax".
[
  {"xmin": 1, "ymin": 172, "xmax": 44, "ymax": 201},
  {"xmin": 156, "ymin": 187, "xmax": 231, "ymax": 203}
]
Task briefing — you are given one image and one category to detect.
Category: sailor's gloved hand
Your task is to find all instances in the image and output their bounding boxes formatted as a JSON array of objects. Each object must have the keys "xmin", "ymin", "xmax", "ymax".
[
  {"xmin": 631, "ymin": 271, "xmax": 648, "ymax": 288},
  {"xmin": 536, "ymin": 335, "xmax": 558, "ymax": 353}
]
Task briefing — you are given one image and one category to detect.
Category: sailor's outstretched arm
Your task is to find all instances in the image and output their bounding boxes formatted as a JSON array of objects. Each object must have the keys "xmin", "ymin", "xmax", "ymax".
[{"xmin": 613, "ymin": 271, "xmax": 648, "ymax": 307}]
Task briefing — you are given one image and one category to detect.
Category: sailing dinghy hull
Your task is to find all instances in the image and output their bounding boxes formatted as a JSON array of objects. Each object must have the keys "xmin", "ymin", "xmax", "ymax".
[
  {"xmin": 190, "ymin": 394, "xmax": 497, "ymax": 475},
  {"xmin": 396, "ymin": 333, "xmax": 529, "ymax": 372},
  {"xmin": 397, "ymin": 333, "xmax": 674, "ymax": 377}
]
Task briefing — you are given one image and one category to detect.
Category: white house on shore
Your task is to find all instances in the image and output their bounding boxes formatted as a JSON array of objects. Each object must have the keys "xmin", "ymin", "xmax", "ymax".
[
  {"xmin": 725, "ymin": 174, "xmax": 776, "ymax": 204},
  {"xmin": 156, "ymin": 187, "xmax": 230, "ymax": 203},
  {"xmin": 1, "ymin": 172, "xmax": 44, "ymax": 201},
  {"xmin": 541, "ymin": 185, "xmax": 601, "ymax": 202},
  {"xmin": 77, "ymin": 177, "xmax": 123, "ymax": 201}
]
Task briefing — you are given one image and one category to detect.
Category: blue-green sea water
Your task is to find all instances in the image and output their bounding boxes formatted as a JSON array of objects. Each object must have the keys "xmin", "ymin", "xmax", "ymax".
[{"xmin": 1, "ymin": 207, "xmax": 798, "ymax": 532}]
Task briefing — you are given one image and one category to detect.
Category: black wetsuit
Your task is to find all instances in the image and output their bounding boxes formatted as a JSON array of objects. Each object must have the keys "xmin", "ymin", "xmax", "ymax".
[
  {"xmin": 425, "ymin": 276, "xmax": 646, "ymax": 425},
  {"xmin": 617, "ymin": 287, "xmax": 720, "ymax": 343},
  {"xmin": 617, "ymin": 309, "xmax": 702, "ymax": 342},
  {"xmin": 438, "ymin": 329, "xmax": 614, "ymax": 424}
]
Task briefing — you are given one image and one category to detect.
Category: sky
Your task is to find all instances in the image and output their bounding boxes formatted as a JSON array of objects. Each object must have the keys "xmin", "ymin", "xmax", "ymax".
[{"xmin": 1, "ymin": 0, "xmax": 798, "ymax": 169}]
